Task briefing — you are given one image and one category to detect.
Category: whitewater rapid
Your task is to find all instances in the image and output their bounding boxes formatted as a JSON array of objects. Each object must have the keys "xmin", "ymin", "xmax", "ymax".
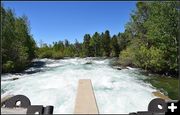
[{"xmin": 1, "ymin": 58, "xmax": 158, "ymax": 114}]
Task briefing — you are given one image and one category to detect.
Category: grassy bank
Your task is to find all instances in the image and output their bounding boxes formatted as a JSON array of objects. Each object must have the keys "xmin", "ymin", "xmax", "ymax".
[{"xmin": 143, "ymin": 74, "xmax": 179, "ymax": 100}]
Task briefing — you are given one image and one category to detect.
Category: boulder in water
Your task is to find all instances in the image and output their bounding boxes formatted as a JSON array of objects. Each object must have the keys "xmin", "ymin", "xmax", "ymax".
[
  {"xmin": 85, "ymin": 62, "xmax": 92, "ymax": 65},
  {"xmin": 116, "ymin": 67, "xmax": 122, "ymax": 70},
  {"xmin": 12, "ymin": 78, "xmax": 19, "ymax": 80},
  {"xmin": 113, "ymin": 66, "xmax": 127, "ymax": 70}
]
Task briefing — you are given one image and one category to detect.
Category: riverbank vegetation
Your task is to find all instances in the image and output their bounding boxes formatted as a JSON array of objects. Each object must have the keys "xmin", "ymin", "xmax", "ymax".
[
  {"xmin": 119, "ymin": 2, "xmax": 179, "ymax": 77},
  {"xmin": 1, "ymin": 1, "xmax": 179, "ymax": 77},
  {"xmin": 1, "ymin": 6, "xmax": 36, "ymax": 73},
  {"xmin": 145, "ymin": 75, "xmax": 179, "ymax": 99}
]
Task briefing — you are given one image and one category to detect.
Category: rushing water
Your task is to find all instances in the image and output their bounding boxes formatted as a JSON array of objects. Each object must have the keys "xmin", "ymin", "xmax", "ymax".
[{"xmin": 1, "ymin": 58, "xmax": 160, "ymax": 114}]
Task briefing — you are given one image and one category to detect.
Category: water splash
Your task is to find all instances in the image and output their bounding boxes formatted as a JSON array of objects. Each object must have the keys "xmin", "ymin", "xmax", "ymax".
[{"xmin": 1, "ymin": 58, "xmax": 157, "ymax": 114}]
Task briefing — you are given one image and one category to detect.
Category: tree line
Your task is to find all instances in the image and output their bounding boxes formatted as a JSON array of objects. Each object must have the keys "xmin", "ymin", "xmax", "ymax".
[
  {"xmin": 1, "ymin": 6, "xmax": 36, "ymax": 73},
  {"xmin": 36, "ymin": 30, "xmax": 126, "ymax": 59},
  {"xmin": 1, "ymin": 1, "xmax": 179, "ymax": 76}
]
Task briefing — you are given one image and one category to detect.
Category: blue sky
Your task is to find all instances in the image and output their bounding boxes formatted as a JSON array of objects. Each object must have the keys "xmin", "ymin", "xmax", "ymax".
[{"xmin": 3, "ymin": 1, "xmax": 136, "ymax": 45}]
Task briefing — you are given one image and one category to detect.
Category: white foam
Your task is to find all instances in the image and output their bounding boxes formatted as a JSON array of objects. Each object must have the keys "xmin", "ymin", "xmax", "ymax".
[{"xmin": 1, "ymin": 58, "xmax": 158, "ymax": 114}]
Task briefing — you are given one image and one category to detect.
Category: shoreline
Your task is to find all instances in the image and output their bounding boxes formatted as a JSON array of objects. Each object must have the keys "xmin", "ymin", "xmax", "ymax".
[
  {"xmin": 2, "ymin": 57, "xmax": 178, "ymax": 78},
  {"xmin": 152, "ymin": 91, "xmax": 171, "ymax": 100}
]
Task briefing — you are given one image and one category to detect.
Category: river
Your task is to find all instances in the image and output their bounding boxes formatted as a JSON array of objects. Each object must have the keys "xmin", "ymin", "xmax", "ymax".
[{"xmin": 1, "ymin": 58, "xmax": 178, "ymax": 114}]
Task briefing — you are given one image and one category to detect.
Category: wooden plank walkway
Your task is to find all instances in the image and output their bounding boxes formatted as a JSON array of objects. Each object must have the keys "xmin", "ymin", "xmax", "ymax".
[{"xmin": 74, "ymin": 79, "xmax": 99, "ymax": 114}]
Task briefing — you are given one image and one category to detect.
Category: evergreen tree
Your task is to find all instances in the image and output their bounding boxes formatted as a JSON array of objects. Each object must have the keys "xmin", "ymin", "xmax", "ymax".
[
  {"xmin": 102, "ymin": 30, "xmax": 111, "ymax": 57},
  {"xmin": 83, "ymin": 34, "xmax": 91, "ymax": 57},
  {"xmin": 111, "ymin": 35, "xmax": 119, "ymax": 57},
  {"xmin": 90, "ymin": 32, "xmax": 101, "ymax": 56}
]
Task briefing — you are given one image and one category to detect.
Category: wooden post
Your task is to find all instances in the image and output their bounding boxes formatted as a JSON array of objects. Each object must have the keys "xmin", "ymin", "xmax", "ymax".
[{"xmin": 74, "ymin": 79, "xmax": 99, "ymax": 114}]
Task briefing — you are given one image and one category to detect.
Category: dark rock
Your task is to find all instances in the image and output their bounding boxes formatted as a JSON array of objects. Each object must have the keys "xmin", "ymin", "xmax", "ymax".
[
  {"xmin": 31, "ymin": 61, "xmax": 45, "ymax": 68},
  {"xmin": 85, "ymin": 62, "xmax": 92, "ymax": 64},
  {"xmin": 117, "ymin": 67, "xmax": 122, "ymax": 70},
  {"xmin": 12, "ymin": 78, "xmax": 19, "ymax": 80},
  {"xmin": 113, "ymin": 66, "xmax": 124, "ymax": 70},
  {"xmin": 24, "ymin": 69, "xmax": 42, "ymax": 74}
]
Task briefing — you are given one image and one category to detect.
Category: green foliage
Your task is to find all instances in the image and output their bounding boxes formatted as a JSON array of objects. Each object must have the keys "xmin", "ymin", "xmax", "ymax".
[
  {"xmin": 1, "ymin": 6, "xmax": 37, "ymax": 73},
  {"xmin": 90, "ymin": 32, "xmax": 101, "ymax": 56},
  {"xmin": 2, "ymin": 61, "xmax": 15, "ymax": 73},
  {"xmin": 119, "ymin": 1, "xmax": 179, "ymax": 75},
  {"xmin": 36, "ymin": 30, "xmax": 121, "ymax": 59},
  {"xmin": 83, "ymin": 34, "xmax": 92, "ymax": 57},
  {"xmin": 36, "ymin": 40, "xmax": 77, "ymax": 59},
  {"xmin": 119, "ymin": 47, "xmax": 134, "ymax": 66},
  {"xmin": 119, "ymin": 38, "xmax": 140, "ymax": 66},
  {"xmin": 64, "ymin": 45, "xmax": 76, "ymax": 57},
  {"xmin": 143, "ymin": 75, "xmax": 179, "ymax": 99},
  {"xmin": 38, "ymin": 50, "xmax": 53, "ymax": 58},
  {"xmin": 102, "ymin": 30, "xmax": 111, "ymax": 57},
  {"xmin": 110, "ymin": 35, "xmax": 120, "ymax": 57},
  {"xmin": 117, "ymin": 31, "xmax": 132, "ymax": 51},
  {"xmin": 52, "ymin": 51, "xmax": 64, "ymax": 59},
  {"xmin": 74, "ymin": 39, "xmax": 83, "ymax": 57},
  {"xmin": 134, "ymin": 45, "xmax": 166, "ymax": 72}
]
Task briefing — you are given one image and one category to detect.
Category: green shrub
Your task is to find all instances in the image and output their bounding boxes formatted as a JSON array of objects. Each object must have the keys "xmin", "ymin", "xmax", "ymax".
[
  {"xmin": 38, "ymin": 50, "xmax": 53, "ymax": 58},
  {"xmin": 119, "ymin": 39, "xmax": 140, "ymax": 66},
  {"xmin": 119, "ymin": 48, "xmax": 134, "ymax": 66},
  {"xmin": 3, "ymin": 61, "xmax": 15, "ymax": 72},
  {"xmin": 52, "ymin": 51, "xmax": 64, "ymax": 59}
]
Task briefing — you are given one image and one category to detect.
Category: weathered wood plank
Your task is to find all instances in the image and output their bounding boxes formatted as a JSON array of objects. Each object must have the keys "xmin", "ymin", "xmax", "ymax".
[{"xmin": 74, "ymin": 79, "xmax": 99, "ymax": 114}]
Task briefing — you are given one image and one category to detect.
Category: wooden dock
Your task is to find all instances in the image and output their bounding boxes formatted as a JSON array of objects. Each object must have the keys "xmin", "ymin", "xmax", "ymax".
[{"xmin": 74, "ymin": 79, "xmax": 99, "ymax": 114}]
